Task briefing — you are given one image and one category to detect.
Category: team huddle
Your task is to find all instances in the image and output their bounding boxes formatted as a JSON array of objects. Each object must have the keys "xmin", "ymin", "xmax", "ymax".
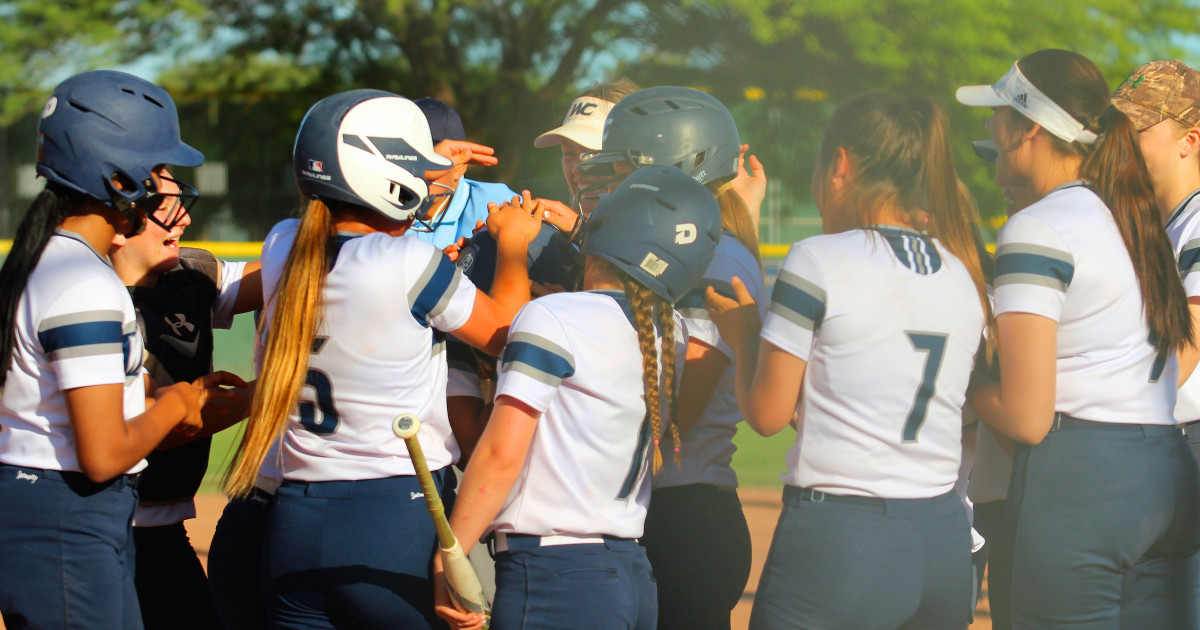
[{"xmin": 1, "ymin": 46, "xmax": 1199, "ymax": 630}]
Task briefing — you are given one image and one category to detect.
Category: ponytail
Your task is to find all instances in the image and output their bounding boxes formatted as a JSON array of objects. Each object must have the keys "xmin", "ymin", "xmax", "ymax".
[
  {"xmin": 225, "ymin": 199, "xmax": 334, "ymax": 498},
  {"xmin": 1082, "ymin": 106, "xmax": 1191, "ymax": 356},
  {"xmin": 0, "ymin": 186, "xmax": 77, "ymax": 387},
  {"xmin": 713, "ymin": 185, "xmax": 763, "ymax": 269},
  {"xmin": 817, "ymin": 93, "xmax": 994, "ymax": 357},
  {"xmin": 917, "ymin": 100, "xmax": 996, "ymax": 360}
]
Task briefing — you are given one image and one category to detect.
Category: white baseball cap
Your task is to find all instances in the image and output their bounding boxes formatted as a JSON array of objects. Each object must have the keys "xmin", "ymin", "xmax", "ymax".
[
  {"xmin": 534, "ymin": 96, "xmax": 615, "ymax": 150},
  {"xmin": 957, "ymin": 62, "xmax": 1098, "ymax": 145}
]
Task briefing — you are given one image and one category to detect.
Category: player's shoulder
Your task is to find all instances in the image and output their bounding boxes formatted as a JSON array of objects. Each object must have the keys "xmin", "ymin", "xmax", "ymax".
[{"xmin": 1018, "ymin": 185, "xmax": 1108, "ymax": 229}]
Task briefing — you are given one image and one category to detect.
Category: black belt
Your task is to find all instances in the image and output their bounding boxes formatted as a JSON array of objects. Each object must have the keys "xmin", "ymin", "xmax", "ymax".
[
  {"xmin": 1049, "ymin": 412, "xmax": 1181, "ymax": 436},
  {"xmin": 784, "ymin": 486, "xmax": 884, "ymax": 506}
]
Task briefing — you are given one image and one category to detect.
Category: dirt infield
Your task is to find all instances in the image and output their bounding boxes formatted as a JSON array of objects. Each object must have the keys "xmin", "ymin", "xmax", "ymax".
[{"xmin": 187, "ymin": 489, "xmax": 992, "ymax": 629}]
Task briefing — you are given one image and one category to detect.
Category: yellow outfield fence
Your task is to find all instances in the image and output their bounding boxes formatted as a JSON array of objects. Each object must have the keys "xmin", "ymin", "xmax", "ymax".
[
  {"xmin": 0, "ymin": 241, "xmax": 789, "ymax": 259},
  {"xmin": 0, "ymin": 240, "xmax": 264, "ymax": 258},
  {"xmin": 0, "ymin": 240, "xmax": 994, "ymax": 258}
]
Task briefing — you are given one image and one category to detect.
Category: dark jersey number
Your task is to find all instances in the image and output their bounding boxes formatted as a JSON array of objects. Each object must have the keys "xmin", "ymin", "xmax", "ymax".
[{"xmin": 903, "ymin": 332, "xmax": 948, "ymax": 443}]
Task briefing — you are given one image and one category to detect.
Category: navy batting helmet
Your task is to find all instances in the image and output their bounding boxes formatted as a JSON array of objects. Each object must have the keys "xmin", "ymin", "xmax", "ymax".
[
  {"xmin": 36, "ymin": 70, "xmax": 203, "ymax": 222},
  {"xmin": 578, "ymin": 86, "xmax": 741, "ymax": 189},
  {"xmin": 583, "ymin": 165, "xmax": 721, "ymax": 304},
  {"xmin": 457, "ymin": 223, "xmax": 582, "ymax": 293},
  {"xmin": 293, "ymin": 90, "xmax": 452, "ymax": 222}
]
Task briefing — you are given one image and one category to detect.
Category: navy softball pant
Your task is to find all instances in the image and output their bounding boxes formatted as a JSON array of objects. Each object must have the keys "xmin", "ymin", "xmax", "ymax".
[
  {"xmin": 988, "ymin": 416, "xmax": 1200, "ymax": 630},
  {"xmin": 264, "ymin": 470, "xmax": 455, "ymax": 630},
  {"xmin": 207, "ymin": 487, "xmax": 274, "ymax": 630},
  {"xmin": 749, "ymin": 487, "xmax": 973, "ymax": 630},
  {"xmin": 0, "ymin": 465, "xmax": 141, "ymax": 630},
  {"xmin": 491, "ymin": 533, "xmax": 657, "ymax": 630}
]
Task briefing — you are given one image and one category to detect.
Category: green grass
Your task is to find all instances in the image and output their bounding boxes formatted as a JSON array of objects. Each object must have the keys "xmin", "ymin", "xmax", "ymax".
[
  {"xmin": 731, "ymin": 425, "xmax": 791, "ymax": 489},
  {"xmin": 201, "ymin": 312, "xmax": 255, "ymax": 493}
]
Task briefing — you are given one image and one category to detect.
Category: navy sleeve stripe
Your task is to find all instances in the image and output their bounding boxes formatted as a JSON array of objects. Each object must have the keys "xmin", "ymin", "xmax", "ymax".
[
  {"xmin": 1179, "ymin": 238, "xmax": 1200, "ymax": 275},
  {"xmin": 994, "ymin": 250, "xmax": 1074, "ymax": 292},
  {"xmin": 38, "ymin": 320, "xmax": 125, "ymax": 362},
  {"xmin": 769, "ymin": 270, "xmax": 825, "ymax": 331},
  {"xmin": 409, "ymin": 255, "xmax": 461, "ymax": 327},
  {"xmin": 501, "ymin": 332, "xmax": 575, "ymax": 387}
]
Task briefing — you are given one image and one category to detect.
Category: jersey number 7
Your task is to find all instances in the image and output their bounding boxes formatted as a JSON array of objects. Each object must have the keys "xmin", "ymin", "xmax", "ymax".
[{"xmin": 903, "ymin": 332, "xmax": 947, "ymax": 443}]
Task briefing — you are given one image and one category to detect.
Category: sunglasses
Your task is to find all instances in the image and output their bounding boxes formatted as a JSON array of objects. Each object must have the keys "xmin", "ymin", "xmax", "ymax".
[{"xmin": 129, "ymin": 175, "xmax": 199, "ymax": 231}]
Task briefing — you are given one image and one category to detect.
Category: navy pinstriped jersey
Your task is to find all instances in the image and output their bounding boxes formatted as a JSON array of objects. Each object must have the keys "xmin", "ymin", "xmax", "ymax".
[
  {"xmin": 762, "ymin": 227, "xmax": 984, "ymax": 499},
  {"xmin": 656, "ymin": 234, "xmax": 766, "ymax": 489},
  {"xmin": 0, "ymin": 230, "xmax": 147, "ymax": 473},
  {"xmin": 994, "ymin": 184, "xmax": 1176, "ymax": 424},
  {"xmin": 260, "ymin": 220, "xmax": 478, "ymax": 482}
]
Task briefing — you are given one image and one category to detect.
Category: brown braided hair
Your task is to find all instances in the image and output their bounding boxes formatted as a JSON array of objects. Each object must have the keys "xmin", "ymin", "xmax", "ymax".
[{"xmin": 615, "ymin": 264, "xmax": 681, "ymax": 473}]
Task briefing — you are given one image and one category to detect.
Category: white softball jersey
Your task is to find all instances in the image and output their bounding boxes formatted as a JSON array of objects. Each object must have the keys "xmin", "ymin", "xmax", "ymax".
[
  {"xmin": 260, "ymin": 219, "xmax": 477, "ymax": 482},
  {"xmin": 0, "ymin": 230, "xmax": 147, "ymax": 473},
  {"xmin": 1165, "ymin": 189, "xmax": 1200, "ymax": 422},
  {"xmin": 490, "ymin": 290, "xmax": 687, "ymax": 539},
  {"xmin": 763, "ymin": 226, "xmax": 984, "ymax": 499},
  {"xmin": 993, "ymin": 184, "xmax": 1177, "ymax": 424},
  {"xmin": 656, "ymin": 234, "xmax": 766, "ymax": 489}
]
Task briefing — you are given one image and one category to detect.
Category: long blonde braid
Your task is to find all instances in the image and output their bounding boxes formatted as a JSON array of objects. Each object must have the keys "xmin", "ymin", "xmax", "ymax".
[{"xmin": 618, "ymin": 272, "xmax": 677, "ymax": 473}]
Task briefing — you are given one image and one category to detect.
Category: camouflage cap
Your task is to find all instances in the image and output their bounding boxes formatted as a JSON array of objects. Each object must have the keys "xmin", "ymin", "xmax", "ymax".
[{"xmin": 1112, "ymin": 60, "xmax": 1200, "ymax": 131}]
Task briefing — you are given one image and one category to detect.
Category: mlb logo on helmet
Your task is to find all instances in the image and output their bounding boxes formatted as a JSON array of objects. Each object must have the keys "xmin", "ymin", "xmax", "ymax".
[{"xmin": 308, "ymin": 159, "xmax": 323, "ymax": 173}]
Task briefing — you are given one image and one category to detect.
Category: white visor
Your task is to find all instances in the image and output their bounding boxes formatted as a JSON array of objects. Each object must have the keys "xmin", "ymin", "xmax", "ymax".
[
  {"xmin": 534, "ymin": 96, "xmax": 614, "ymax": 150},
  {"xmin": 957, "ymin": 62, "xmax": 1098, "ymax": 145}
]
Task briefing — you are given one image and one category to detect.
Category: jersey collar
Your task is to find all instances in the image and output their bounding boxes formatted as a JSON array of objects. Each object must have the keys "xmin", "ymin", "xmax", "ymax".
[
  {"xmin": 53, "ymin": 228, "xmax": 112, "ymax": 268},
  {"xmin": 1166, "ymin": 188, "xmax": 1200, "ymax": 230}
]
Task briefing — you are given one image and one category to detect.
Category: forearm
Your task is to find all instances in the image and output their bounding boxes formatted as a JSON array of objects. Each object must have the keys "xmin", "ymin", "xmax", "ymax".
[
  {"xmin": 449, "ymin": 444, "xmax": 525, "ymax": 555},
  {"xmin": 488, "ymin": 234, "xmax": 531, "ymax": 323},
  {"xmin": 70, "ymin": 387, "xmax": 187, "ymax": 482}
]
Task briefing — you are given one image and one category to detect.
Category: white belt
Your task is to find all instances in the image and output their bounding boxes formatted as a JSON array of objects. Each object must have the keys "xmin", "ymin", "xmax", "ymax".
[
  {"xmin": 253, "ymin": 475, "xmax": 281, "ymax": 495},
  {"xmin": 492, "ymin": 532, "xmax": 608, "ymax": 553}
]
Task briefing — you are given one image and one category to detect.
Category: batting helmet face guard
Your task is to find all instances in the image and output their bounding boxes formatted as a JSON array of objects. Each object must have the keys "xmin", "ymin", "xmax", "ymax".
[
  {"xmin": 457, "ymin": 222, "xmax": 583, "ymax": 293},
  {"xmin": 583, "ymin": 165, "xmax": 721, "ymax": 304},
  {"xmin": 36, "ymin": 70, "xmax": 204, "ymax": 224},
  {"xmin": 578, "ymin": 86, "xmax": 741, "ymax": 190},
  {"xmin": 293, "ymin": 90, "xmax": 452, "ymax": 222}
]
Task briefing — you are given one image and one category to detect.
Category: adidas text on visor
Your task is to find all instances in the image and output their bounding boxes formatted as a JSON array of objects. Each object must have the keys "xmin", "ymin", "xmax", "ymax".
[{"xmin": 957, "ymin": 62, "xmax": 1099, "ymax": 145}]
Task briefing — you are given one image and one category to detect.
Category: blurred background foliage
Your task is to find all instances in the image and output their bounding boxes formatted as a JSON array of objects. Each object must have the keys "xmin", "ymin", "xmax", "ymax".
[{"xmin": 1, "ymin": 0, "xmax": 1198, "ymax": 242}]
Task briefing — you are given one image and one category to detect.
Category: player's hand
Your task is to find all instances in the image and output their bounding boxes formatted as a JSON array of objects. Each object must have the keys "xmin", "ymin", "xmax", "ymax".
[
  {"xmin": 729, "ymin": 144, "xmax": 766, "ymax": 225},
  {"xmin": 486, "ymin": 191, "xmax": 542, "ymax": 247},
  {"xmin": 705, "ymin": 276, "xmax": 762, "ymax": 350},
  {"xmin": 160, "ymin": 371, "xmax": 247, "ymax": 437},
  {"xmin": 433, "ymin": 140, "xmax": 499, "ymax": 168},
  {"xmin": 535, "ymin": 198, "xmax": 580, "ymax": 234},
  {"xmin": 443, "ymin": 237, "xmax": 468, "ymax": 263},
  {"xmin": 432, "ymin": 562, "xmax": 488, "ymax": 630},
  {"xmin": 200, "ymin": 379, "xmax": 253, "ymax": 424}
]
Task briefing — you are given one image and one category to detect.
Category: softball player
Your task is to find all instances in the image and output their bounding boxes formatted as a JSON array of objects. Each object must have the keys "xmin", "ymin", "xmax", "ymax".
[
  {"xmin": 111, "ymin": 200, "xmax": 261, "ymax": 630},
  {"xmin": 960, "ymin": 49, "xmax": 1200, "ymax": 628},
  {"xmin": 436, "ymin": 165, "xmax": 722, "ymax": 630},
  {"xmin": 221, "ymin": 89, "xmax": 541, "ymax": 629},
  {"xmin": 0, "ymin": 70, "xmax": 239, "ymax": 630},
  {"xmin": 577, "ymin": 85, "xmax": 763, "ymax": 629},
  {"xmin": 533, "ymin": 79, "xmax": 639, "ymax": 230},
  {"xmin": 708, "ymin": 92, "xmax": 991, "ymax": 630},
  {"xmin": 1112, "ymin": 60, "xmax": 1200, "ymax": 456}
]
